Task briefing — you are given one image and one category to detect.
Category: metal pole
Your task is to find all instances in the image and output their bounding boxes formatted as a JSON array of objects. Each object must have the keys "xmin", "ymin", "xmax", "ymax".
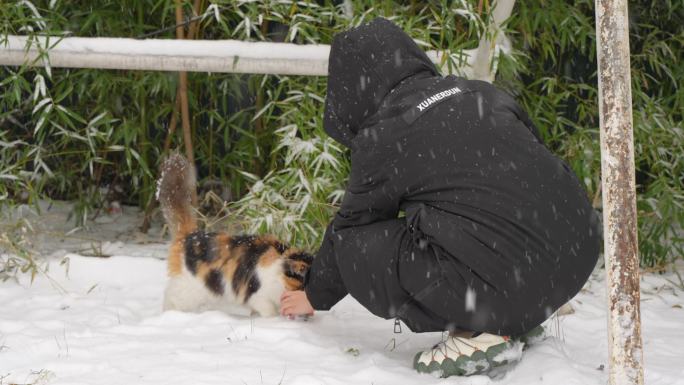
[{"xmin": 595, "ymin": 1, "xmax": 644, "ymax": 384}]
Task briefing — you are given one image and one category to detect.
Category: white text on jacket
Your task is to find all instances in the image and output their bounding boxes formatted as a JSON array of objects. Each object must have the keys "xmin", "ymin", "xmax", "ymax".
[{"xmin": 416, "ymin": 87, "xmax": 462, "ymax": 112}]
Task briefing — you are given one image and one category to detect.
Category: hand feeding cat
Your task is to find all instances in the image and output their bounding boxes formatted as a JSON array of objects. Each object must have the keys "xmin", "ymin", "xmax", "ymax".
[{"xmin": 157, "ymin": 153, "xmax": 313, "ymax": 317}]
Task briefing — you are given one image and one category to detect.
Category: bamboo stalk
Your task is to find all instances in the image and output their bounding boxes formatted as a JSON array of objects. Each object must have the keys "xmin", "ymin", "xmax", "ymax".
[
  {"xmin": 253, "ymin": 18, "xmax": 271, "ymax": 177},
  {"xmin": 163, "ymin": 97, "xmax": 182, "ymax": 154},
  {"xmin": 187, "ymin": 0, "xmax": 203, "ymax": 38},
  {"xmin": 162, "ymin": 0, "xmax": 202, "ymax": 156},
  {"xmin": 175, "ymin": 0, "xmax": 196, "ymax": 177},
  {"xmin": 141, "ymin": 0, "xmax": 202, "ymax": 232}
]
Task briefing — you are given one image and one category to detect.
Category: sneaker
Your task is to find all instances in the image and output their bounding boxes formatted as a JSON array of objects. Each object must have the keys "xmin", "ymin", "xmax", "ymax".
[{"xmin": 413, "ymin": 333, "xmax": 524, "ymax": 377}]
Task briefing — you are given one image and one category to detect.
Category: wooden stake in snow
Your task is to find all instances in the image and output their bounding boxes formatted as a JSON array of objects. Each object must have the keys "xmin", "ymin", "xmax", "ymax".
[{"xmin": 595, "ymin": 1, "xmax": 644, "ymax": 384}]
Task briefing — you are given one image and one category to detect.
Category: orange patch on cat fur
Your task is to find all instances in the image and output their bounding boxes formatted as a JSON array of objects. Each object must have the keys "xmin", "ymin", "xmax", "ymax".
[
  {"xmin": 257, "ymin": 246, "xmax": 282, "ymax": 267},
  {"xmin": 167, "ymin": 241, "xmax": 184, "ymax": 276},
  {"xmin": 283, "ymin": 277, "xmax": 304, "ymax": 291}
]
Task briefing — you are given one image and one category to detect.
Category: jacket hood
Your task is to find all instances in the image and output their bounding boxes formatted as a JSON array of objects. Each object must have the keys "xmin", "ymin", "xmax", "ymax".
[{"xmin": 323, "ymin": 18, "xmax": 440, "ymax": 147}]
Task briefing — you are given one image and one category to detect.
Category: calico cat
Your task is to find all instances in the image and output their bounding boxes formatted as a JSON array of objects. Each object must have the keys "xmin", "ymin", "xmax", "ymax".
[{"xmin": 157, "ymin": 153, "xmax": 313, "ymax": 316}]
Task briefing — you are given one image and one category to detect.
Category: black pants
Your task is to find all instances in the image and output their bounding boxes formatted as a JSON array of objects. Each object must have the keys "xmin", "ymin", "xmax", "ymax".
[
  {"xmin": 333, "ymin": 215, "xmax": 593, "ymax": 336},
  {"xmin": 333, "ymin": 218, "xmax": 506, "ymax": 334}
]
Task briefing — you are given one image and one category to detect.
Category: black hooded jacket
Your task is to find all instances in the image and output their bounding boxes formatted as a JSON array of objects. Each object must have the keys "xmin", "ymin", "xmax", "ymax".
[{"xmin": 304, "ymin": 18, "xmax": 600, "ymax": 335}]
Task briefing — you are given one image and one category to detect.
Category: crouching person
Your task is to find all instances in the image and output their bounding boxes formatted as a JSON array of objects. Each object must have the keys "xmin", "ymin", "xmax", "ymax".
[{"xmin": 280, "ymin": 18, "xmax": 600, "ymax": 377}]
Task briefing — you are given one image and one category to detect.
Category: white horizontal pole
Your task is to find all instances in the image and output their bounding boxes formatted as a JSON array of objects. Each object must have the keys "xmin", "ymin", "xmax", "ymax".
[
  {"xmin": 1, "ymin": 35, "xmax": 331, "ymax": 76},
  {"xmin": 0, "ymin": 35, "xmax": 475, "ymax": 76}
]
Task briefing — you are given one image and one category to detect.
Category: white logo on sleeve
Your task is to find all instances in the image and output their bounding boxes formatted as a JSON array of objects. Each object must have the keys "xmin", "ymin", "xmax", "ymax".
[{"xmin": 416, "ymin": 87, "xmax": 462, "ymax": 112}]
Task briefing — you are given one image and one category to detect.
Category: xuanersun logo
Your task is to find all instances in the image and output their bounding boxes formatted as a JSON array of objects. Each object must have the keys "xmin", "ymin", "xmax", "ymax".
[{"xmin": 416, "ymin": 87, "xmax": 462, "ymax": 112}]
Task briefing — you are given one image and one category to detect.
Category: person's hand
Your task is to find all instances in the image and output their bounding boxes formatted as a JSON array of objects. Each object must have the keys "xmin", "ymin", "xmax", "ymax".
[{"xmin": 280, "ymin": 290, "xmax": 314, "ymax": 318}]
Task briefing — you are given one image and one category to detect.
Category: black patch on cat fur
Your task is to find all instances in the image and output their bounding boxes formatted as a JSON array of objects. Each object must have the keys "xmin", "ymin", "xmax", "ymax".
[
  {"xmin": 244, "ymin": 275, "xmax": 261, "ymax": 302},
  {"xmin": 184, "ymin": 231, "xmax": 216, "ymax": 274},
  {"xmin": 287, "ymin": 252, "xmax": 314, "ymax": 265},
  {"xmin": 284, "ymin": 261, "xmax": 305, "ymax": 282},
  {"xmin": 272, "ymin": 240, "xmax": 289, "ymax": 254},
  {"xmin": 205, "ymin": 269, "xmax": 224, "ymax": 295},
  {"xmin": 232, "ymin": 241, "xmax": 269, "ymax": 301},
  {"xmin": 229, "ymin": 234, "xmax": 257, "ymax": 249}
]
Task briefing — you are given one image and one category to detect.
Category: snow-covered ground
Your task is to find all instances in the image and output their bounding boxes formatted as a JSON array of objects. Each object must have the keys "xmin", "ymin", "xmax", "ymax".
[{"xmin": 1, "ymin": 202, "xmax": 683, "ymax": 385}]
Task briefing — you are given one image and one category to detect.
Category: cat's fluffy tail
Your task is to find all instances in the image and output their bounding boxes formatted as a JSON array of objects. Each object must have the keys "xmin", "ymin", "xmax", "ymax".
[{"xmin": 157, "ymin": 153, "xmax": 198, "ymax": 240}]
